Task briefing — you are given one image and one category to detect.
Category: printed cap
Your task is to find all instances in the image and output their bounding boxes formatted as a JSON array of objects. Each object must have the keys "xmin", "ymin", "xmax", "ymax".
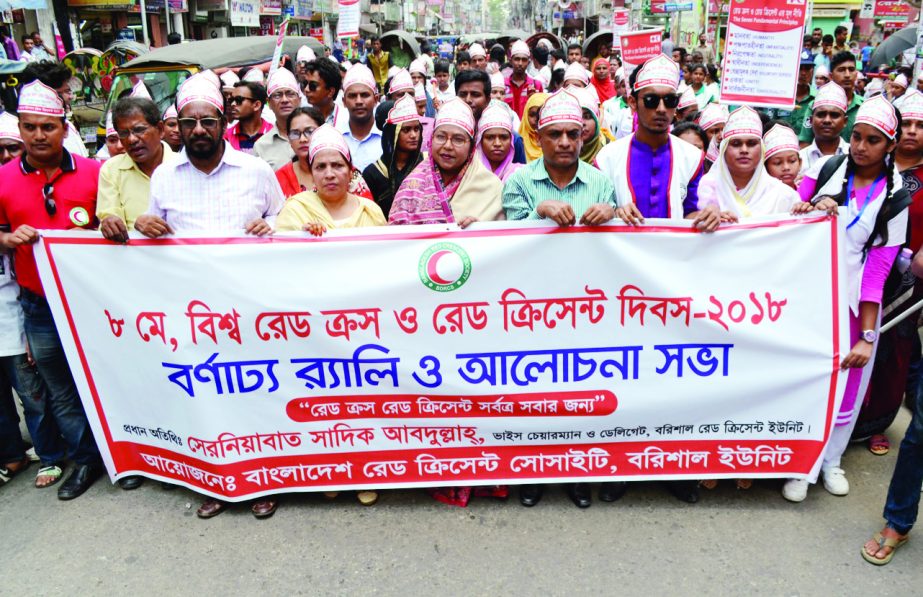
[{"xmin": 538, "ymin": 89, "xmax": 583, "ymax": 130}]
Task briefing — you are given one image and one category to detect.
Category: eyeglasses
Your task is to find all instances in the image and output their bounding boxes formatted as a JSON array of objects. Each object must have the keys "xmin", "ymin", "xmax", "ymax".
[
  {"xmin": 177, "ymin": 117, "xmax": 222, "ymax": 131},
  {"xmin": 432, "ymin": 132, "xmax": 470, "ymax": 147},
  {"xmin": 305, "ymin": 81, "xmax": 321, "ymax": 92},
  {"xmin": 0, "ymin": 143, "xmax": 22, "ymax": 155},
  {"xmin": 641, "ymin": 93, "xmax": 680, "ymax": 110},
  {"xmin": 116, "ymin": 124, "xmax": 152, "ymax": 139},
  {"xmin": 42, "ymin": 183, "xmax": 55, "ymax": 217},
  {"xmin": 270, "ymin": 90, "xmax": 300, "ymax": 101},
  {"xmin": 229, "ymin": 95, "xmax": 253, "ymax": 105},
  {"xmin": 287, "ymin": 127, "xmax": 317, "ymax": 141}
]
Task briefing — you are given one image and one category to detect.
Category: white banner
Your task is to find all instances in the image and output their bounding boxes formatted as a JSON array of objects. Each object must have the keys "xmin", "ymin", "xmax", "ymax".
[
  {"xmin": 719, "ymin": 0, "xmax": 808, "ymax": 109},
  {"xmin": 34, "ymin": 218, "xmax": 847, "ymax": 501},
  {"xmin": 229, "ymin": 0, "xmax": 259, "ymax": 27},
  {"xmin": 336, "ymin": 0, "xmax": 360, "ymax": 38}
]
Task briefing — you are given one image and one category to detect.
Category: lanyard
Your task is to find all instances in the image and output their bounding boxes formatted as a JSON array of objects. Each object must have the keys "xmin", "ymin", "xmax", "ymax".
[{"xmin": 844, "ymin": 174, "xmax": 885, "ymax": 230}]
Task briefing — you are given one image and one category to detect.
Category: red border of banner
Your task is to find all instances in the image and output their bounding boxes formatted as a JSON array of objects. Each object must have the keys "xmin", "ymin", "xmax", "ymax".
[{"xmin": 40, "ymin": 217, "xmax": 842, "ymax": 495}]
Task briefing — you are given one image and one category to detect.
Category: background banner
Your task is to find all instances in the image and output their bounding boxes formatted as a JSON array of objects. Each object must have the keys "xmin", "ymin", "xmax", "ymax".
[
  {"xmin": 618, "ymin": 29, "xmax": 664, "ymax": 72},
  {"xmin": 719, "ymin": 0, "xmax": 808, "ymax": 108},
  {"xmin": 35, "ymin": 218, "xmax": 847, "ymax": 501}
]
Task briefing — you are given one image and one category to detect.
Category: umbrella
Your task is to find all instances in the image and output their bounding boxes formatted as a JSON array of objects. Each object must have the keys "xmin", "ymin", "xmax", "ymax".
[
  {"xmin": 380, "ymin": 31, "xmax": 421, "ymax": 58},
  {"xmin": 867, "ymin": 27, "xmax": 917, "ymax": 70},
  {"xmin": 527, "ymin": 32, "xmax": 565, "ymax": 51},
  {"xmin": 582, "ymin": 31, "xmax": 613, "ymax": 59}
]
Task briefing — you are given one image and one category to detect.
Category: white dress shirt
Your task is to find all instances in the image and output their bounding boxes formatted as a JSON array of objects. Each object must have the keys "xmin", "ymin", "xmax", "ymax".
[
  {"xmin": 148, "ymin": 143, "xmax": 284, "ymax": 231},
  {"xmin": 799, "ymin": 137, "xmax": 849, "ymax": 174}
]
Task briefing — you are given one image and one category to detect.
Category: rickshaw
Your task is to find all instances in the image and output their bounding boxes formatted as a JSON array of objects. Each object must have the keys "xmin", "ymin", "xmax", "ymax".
[{"xmin": 96, "ymin": 35, "xmax": 323, "ymax": 148}]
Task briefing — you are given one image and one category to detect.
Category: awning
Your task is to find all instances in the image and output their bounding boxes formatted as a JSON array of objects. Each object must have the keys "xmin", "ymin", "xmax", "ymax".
[{"xmin": 359, "ymin": 23, "xmax": 378, "ymax": 34}]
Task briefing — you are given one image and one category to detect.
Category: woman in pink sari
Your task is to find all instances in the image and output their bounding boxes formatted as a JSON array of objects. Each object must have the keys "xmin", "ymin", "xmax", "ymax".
[
  {"xmin": 389, "ymin": 98, "xmax": 504, "ymax": 228},
  {"xmin": 475, "ymin": 100, "xmax": 522, "ymax": 183}
]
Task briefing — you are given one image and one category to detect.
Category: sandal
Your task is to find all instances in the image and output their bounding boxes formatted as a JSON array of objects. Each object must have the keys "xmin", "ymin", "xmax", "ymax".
[
  {"xmin": 862, "ymin": 531, "xmax": 908, "ymax": 565},
  {"xmin": 736, "ymin": 479, "xmax": 753, "ymax": 490},
  {"xmin": 0, "ymin": 457, "xmax": 31, "ymax": 484},
  {"xmin": 869, "ymin": 434, "xmax": 890, "ymax": 456},
  {"xmin": 35, "ymin": 465, "xmax": 63, "ymax": 489},
  {"xmin": 357, "ymin": 490, "xmax": 379, "ymax": 506},
  {"xmin": 699, "ymin": 480, "xmax": 718, "ymax": 490}
]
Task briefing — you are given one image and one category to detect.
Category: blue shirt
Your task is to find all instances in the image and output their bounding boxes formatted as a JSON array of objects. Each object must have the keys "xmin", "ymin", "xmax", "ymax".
[{"xmin": 337, "ymin": 118, "xmax": 383, "ymax": 172}]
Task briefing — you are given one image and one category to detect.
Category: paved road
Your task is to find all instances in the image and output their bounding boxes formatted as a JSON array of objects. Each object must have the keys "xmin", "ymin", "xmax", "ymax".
[{"xmin": 2, "ymin": 410, "xmax": 922, "ymax": 595}]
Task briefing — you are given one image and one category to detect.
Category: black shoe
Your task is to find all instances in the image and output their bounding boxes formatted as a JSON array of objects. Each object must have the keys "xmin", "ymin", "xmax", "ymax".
[
  {"xmin": 567, "ymin": 483, "xmax": 592, "ymax": 508},
  {"xmin": 519, "ymin": 484, "xmax": 544, "ymax": 507},
  {"xmin": 117, "ymin": 475, "xmax": 143, "ymax": 490},
  {"xmin": 57, "ymin": 464, "xmax": 102, "ymax": 500},
  {"xmin": 665, "ymin": 480, "xmax": 699, "ymax": 504},
  {"xmin": 599, "ymin": 481, "xmax": 628, "ymax": 502}
]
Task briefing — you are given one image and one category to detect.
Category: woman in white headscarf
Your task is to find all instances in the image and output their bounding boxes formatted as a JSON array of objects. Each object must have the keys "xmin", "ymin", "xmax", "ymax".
[{"xmin": 697, "ymin": 107, "xmax": 800, "ymax": 220}]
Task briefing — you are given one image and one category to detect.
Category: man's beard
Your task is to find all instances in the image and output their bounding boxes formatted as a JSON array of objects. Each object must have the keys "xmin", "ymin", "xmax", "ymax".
[{"xmin": 185, "ymin": 135, "xmax": 219, "ymax": 159}]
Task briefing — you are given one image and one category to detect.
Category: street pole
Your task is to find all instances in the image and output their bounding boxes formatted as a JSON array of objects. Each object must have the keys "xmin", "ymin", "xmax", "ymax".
[
  {"xmin": 165, "ymin": 0, "xmax": 172, "ymax": 35},
  {"xmin": 139, "ymin": 0, "xmax": 150, "ymax": 47},
  {"xmin": 703, "ymin": 0, "xmax": 709, "ymax": 38},
  {"xmin": 914, "ymin": 8, "xmax": 923, "ymax": 84}
]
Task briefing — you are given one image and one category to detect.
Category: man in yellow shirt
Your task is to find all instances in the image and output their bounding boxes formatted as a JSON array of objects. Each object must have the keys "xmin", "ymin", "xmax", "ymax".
[
  {"xmin": 367, "ymin": 35, "xmax": 390, "ymax": 94},
  {"xmin": 97, "ymin": 97, "xmax": 175, "ymax": 244}
]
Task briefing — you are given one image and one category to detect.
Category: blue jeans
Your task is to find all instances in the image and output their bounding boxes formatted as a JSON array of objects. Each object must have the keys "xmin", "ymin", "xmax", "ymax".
[
  {"xmin": 0, "ymin": 353, "xmax": 54, "ymax": 464},
  {"xmin": 20, "ymin": 290, "xmax": 101, "ymax": 467},
  {"xmin": 883, "ymin": 389, "xmax": 923, "ymax": 535}
]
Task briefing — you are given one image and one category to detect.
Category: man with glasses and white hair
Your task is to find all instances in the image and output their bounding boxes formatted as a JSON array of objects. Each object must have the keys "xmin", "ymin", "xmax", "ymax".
[
  {"xmin": 135, "ymin": 74, "xmax": 284, "ymax": 519},
  {"xmin": 0, "ymin": 80, "xmax": 103, "ymax": 500}
]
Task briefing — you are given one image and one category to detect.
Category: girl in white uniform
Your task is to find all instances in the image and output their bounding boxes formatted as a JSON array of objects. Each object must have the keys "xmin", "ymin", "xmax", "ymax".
[{"xmin": 784, "ymin": 95, "xmax": 910, "ymax": 502}]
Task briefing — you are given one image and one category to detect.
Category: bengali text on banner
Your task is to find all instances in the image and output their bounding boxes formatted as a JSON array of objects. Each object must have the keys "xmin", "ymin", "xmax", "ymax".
[{"xmin": 34, "ymin": 217, "xmax": 847, "ymax": 501}]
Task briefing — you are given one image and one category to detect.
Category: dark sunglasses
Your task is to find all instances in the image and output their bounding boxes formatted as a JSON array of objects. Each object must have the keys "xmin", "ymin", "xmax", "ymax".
[
  {"xmin": 42, "ymin": 183, "xmax": 55, "ymax": 216},
  {"xmin": 641, "ymin": 93, "xmax": 680, "ymax": 110},
  {"xmin": 229, "ymin": 95, "xmax": 253, "ymax": 105},
  {"xmin": 306, "ymin": 81, "xmax": 320, "ymax": 92}
]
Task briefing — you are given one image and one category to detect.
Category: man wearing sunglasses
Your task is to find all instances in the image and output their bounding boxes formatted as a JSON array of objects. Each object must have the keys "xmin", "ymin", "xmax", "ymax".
[
  {"xmin": 254, "ymin": 68, "xmax": 302, "ymax": 170},
  {"xmin": 303, "ymin": 58, "xmax": 343, "ymax": 126},
  {"xmin": 595, "ymin": 55, "xmax": 721, "ymax": 506},
  {"xmin": 597, "ymin": 54, "xmax": 720, "ymax": 234},
  {"xmin": 0, "ymin": 81, "xmax": 104, "ymax": 500},
  {"xmin": 224, "ymin": 81, "xmax": 271, "ymax": 155}
]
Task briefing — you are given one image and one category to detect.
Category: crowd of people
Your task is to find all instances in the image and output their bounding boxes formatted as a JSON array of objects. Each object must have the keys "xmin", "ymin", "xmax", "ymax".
[{"xmin": 0, "ymin": 32, "xmax": 922, "ymax": 567}]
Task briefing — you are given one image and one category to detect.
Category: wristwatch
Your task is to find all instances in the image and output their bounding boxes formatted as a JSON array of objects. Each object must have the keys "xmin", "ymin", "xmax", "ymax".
[{"xmin": 861, "ymin": 329, "xmax": 877, "ymax": 343}]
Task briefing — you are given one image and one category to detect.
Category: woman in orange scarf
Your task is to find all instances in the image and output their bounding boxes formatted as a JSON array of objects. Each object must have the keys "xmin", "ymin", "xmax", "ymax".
[{"xmin": 590, "ymin": 57, "xmax": 617, "ymax": 104}]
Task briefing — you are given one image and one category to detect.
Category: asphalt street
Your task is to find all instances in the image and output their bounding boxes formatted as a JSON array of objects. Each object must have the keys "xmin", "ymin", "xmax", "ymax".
[{"xmin": 2, "ymin": 409, "xmax": 922, "ymax": 596}]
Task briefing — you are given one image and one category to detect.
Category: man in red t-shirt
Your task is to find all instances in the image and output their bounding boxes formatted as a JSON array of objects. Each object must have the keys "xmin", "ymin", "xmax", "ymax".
[
  {"xmin": 504, "ymin": 40, "xmax": 544, "ymax": 119},
  {"xmin": 0, "ymin": 80, "xmax": 103, "ymax": 500}
]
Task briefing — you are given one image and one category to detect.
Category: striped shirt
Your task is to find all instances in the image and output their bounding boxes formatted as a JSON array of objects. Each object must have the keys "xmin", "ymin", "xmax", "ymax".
[
  {"xmin": 502, "ymin": 158, "xmax": 616, "ymax": 221},
  {"xmin": 148, "ymin": 143, "xmax": 284, "ymax": 232}
]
